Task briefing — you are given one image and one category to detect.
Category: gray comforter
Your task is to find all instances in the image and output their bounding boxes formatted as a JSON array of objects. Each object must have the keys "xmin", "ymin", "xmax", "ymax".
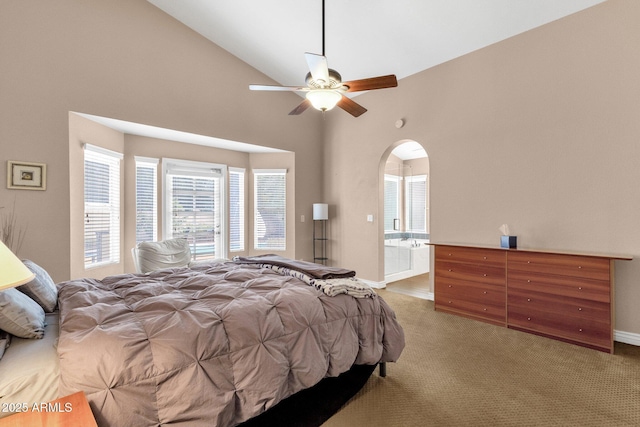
[{"xmin": 57, "ymin": 260, "xmax": 405, "ymax": 426}]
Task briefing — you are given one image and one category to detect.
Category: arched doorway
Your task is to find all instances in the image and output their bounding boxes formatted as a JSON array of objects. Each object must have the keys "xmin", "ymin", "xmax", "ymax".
[{"xmin": 381, "ymin": 140, "xmax": 430, "ymax": 299}]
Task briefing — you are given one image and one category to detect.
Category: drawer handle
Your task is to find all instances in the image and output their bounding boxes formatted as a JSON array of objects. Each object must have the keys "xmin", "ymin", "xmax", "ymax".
[
  {"xmin": 483, "ymin": 256, "xmax": 487, "ymax": 260},
  {"xmin": 448, "ymin": 301, "xmax": 452, "ymax": 304},
  {"xmin": 527, "ymin": 261, "xmax": 531, "ymax": 264},
  {"xmin": 578, "ymin": 307, "xmax": 583, "ymax": 311},
  {"xmin": 448, "ymin": 269, "xmax": 452, "ymax": 272},
  {"xmin": 527, "ymin": 317, "xmax": 531, "ymax": 321},
  {"xmin": 483, "ymin": 273, "xmax": 487, "ymax": 277},
  {"xmin": 527, "ymin": 279, "xmax": 531, "ymax": 283},
  {"xmin": 578, "ymin": 266, "xmax": 582, "ymax": 269},
  {"xmin": 483, "ymin": 291, "xmax": 487, "ymax": 294},
  {"xmin": 578, "ymin": 287, "xmax": 582, "ymax": 290},
  {"xmin": 448, "ymin": 253, "xmax": 452, "ymax": 256},
  {"xmin": 579, "ymin": 328, "xmax": 583, "ymax": 332},
  {"xmin": 527, "ymin": 298, "xmax": 531, "ymax": 302},
  {"xmin": 448, "ymin": 285, "xmax": 452, "ymax": 288},
  {"xmin": 483, "ymin": 308, "xmax": 487, "ymax": 311}
]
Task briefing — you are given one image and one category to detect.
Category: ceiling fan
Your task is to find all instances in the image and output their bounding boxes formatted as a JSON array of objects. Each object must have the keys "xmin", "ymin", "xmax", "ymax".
[{"xmin": 249, "ymin": 0, "xmax": 398, "ymax": 117}]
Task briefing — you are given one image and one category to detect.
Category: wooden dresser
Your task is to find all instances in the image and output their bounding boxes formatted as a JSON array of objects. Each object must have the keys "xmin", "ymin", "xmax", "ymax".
[{"xmin": 433, "ymin": 243, "xmax": 632, "ymax": 353}]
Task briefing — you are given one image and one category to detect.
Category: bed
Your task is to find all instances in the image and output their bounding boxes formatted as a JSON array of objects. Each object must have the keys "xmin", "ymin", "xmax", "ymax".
[{"xmin": 43, "ymin": 255, "xmax": 405, "ymax": 426}]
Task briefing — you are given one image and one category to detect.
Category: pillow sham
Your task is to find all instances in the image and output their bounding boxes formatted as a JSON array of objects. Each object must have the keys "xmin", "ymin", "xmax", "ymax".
[
  {"xmin": 0, "ymin": 288, "xmax": 45, "ymax": 339},
  {"xmin": 0, "ymin": 330, "xmax": 10, "ymax": 361},
  {"xmin": 17, "ymin": 260, "xmax": 57, "ymax": 312}
]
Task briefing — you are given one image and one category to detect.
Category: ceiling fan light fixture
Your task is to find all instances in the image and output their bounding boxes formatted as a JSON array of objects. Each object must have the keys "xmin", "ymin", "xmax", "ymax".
[{"xmin": 306, "ymin": 89, "xmax": 342, "ymax": 112}]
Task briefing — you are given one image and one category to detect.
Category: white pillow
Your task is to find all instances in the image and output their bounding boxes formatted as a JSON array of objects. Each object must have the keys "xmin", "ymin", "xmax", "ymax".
[
  {"xmin": 136, "ymin": 238, "xmax": 192, "ymax": 274},
  {"xmin": 0, "ymin": 288, "xmax": 45, "ymax": 339}
]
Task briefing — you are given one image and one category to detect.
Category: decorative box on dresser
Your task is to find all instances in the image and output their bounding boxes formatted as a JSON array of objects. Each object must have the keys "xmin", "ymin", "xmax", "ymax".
[{"xmin": 432, "ymin": 243, "xmax": 632, "ymax": 353}]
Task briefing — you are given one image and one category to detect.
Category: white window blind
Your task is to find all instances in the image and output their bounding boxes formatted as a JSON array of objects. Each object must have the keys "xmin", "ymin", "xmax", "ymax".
[
  {"xmin": 254, "ymin": 169, "xmax": 286, "ymax": 251},
  {"xmin": 384, "ymin": 175, "xmax": 400, "ymax": 232},
  {"xmin": 83, "ymin": 144, "xmax": 122, "ymax": 268},
  {"xmin": 229, "ymin": 168, "xmax": 245, "ymax": 252},
  {"xmin": 164, "ymin": 159, "xmax": 225, "ymax": 261},
  {"xmin": 135, "ymin": 157, "xmax": 158, "ymax": 244},
  {"xmin": 405, "ymin": 175, "xmax": 427, "ymax": 233}
]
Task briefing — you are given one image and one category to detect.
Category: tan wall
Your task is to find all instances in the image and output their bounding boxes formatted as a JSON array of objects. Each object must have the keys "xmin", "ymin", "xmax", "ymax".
[
  {"xmin": 324, "ymin": 0, "xmax": 640, "ymax": 334},
  {"xmin": 0, "ymin": 0, "xmax": 323, "ymax": 282}
]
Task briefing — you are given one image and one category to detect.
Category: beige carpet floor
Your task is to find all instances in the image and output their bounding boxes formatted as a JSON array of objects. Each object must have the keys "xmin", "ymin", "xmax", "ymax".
[{"xmin": 324, "ymin": 289, "xmax": 640, "ymax": 427}]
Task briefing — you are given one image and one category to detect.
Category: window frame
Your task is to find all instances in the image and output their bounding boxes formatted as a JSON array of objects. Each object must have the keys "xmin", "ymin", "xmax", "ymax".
[
  {"xmin": 135, "ymin": 156, "xmax": 159, "ymax": 244},
  {"xmin": 83, "ymin": 143, "xmax": 123, "ymax": 269},
  {"xmin": 253, "ymin": 169, "xmax": 287, "ymax": 251},
  {"xmin": 229, "ymin": 167, "xmax": 245, "ymax": 252},
  {"xmin": 162, "ymin": 158, "xmax": 227, "ymax": 261}
]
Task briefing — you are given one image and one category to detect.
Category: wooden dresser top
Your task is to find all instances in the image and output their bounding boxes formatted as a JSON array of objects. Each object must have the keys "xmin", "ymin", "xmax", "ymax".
[{"xmin": 429, "ymin": 242, "xmax": 633, "ymax": 261}]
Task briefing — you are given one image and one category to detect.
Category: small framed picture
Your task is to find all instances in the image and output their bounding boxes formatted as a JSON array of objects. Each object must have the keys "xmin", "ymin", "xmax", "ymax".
[{"xmin": 7, "ymin": 161, "xmax": 47, "ymax": 191}]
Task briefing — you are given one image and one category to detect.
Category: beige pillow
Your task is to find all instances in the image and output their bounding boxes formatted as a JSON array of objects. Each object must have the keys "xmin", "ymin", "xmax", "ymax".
[
  {"xmin": 0, "ymin": 288, "xmax": 45, "ymax": 339},
  {"xmin": 18, "ymin": 260, "xmax": 58, "ymax": 313}
]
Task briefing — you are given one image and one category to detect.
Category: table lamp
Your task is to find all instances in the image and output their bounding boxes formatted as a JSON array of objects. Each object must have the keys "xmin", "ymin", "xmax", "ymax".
[{"xmin": 0, "ymin": 240, "xmax": 34, "ymax": 291}]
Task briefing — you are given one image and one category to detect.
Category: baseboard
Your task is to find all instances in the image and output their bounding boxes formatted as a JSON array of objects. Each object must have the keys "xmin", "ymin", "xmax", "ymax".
[{"xmin": 614, "ymin": 330, "xmax": 640, "ymax": 346}]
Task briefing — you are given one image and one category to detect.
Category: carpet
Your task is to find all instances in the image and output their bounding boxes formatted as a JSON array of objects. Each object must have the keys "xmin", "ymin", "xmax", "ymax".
[{"xmin": 323, "ymin": 289, "xmax": 640, "ymax": 427}]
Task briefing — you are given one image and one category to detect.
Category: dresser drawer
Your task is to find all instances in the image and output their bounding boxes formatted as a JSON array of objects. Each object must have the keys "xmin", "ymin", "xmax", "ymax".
[
  {"xmin": 508, "ymin": 288, "xmax": 611, "ymax": 325},
  {"xmin": 508, "ymin": 304, "xmax": 611, "ymax": 349},
  {"xmin": 435, "ymin": 245, "xmax": 506, "ymax": 267},
  {"xmin": 508, "ymin": 270, "xmax": 610, "ymax": 303},
  {"xmin": 508, "ymin": 251, "xmax": 610, "ymax": 281},
  {"xmin": 436, "ymin": 277, "xmax": 505, "ymax": 305},
  {"xmin": 435, "ymin": 294, "xmax": 506, "ymax": 324},
  {"xmin": 435, "ymin": 260, "xmax": 505, "ymax": 286}
]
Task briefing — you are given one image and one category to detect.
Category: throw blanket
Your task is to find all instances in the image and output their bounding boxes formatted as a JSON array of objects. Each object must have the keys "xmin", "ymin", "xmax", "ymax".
[
  {"xmin": 237, "ymin": 260, "xmax": 377, "ymax": 299},
  {"xmin": 57, "ymin": 261, "xmax": 405, "ymax": 427},
  {"xmin": 232, "ymin": 254, "xmax": 356, "ymax": 279}
]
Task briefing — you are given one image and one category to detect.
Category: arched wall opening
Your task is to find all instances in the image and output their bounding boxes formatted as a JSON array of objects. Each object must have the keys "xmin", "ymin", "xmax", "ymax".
[{"xmin": 378, "ymin": 139, "xmax": 431, "ymax": 299}]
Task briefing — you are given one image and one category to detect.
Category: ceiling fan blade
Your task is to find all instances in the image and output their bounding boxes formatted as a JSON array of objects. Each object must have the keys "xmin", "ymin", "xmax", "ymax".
[
  {"xmin": 249, "ymin": 84, "xmax": 308, "ymax": 92},
  {"xmin": 305, "ymin": 52, "xmax": 330, "ymax": 85},
  {"xmin": 342, "ymin": 75, "xmax": 398, "ymax": 92},
  {"xmin": 337, "ymin": 96, "xmax": 367, "ymax": 117},
  {"xmin": 288, "ymin": 99, "xmax": 312, "ymax": 115}
]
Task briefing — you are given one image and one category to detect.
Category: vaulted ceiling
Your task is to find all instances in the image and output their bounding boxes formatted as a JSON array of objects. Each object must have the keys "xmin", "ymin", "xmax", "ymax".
[{"xmin": 148, "ymin": 0, "xmax": 605, "ymax": 89}]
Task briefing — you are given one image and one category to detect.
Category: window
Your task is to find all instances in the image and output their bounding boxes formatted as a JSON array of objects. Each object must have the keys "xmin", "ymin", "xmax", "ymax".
[
  {"xmin": 135, "ymin": 157, "xmax": 158, "ymax": 244},
  {"xmin": 229, "ymin": 168, "xmax": 245, "ymax": 252},
  {"xmin": 254, "ymin": 169, "xmax": 286, "ymax": 251},
  {"xmin": 163, "ymin": 159, "xmax": 226, "ymax": 261},
  {"xmin": 405, "ymin": 175, "xmax": 427, "ymax": 233},
  {"xmin": 84, "ymin": 144, "xmax": 122, "ymax": 268},
  {"xmin": 384, "ymin": 174, "xmax": 401, "ymax": 232}
]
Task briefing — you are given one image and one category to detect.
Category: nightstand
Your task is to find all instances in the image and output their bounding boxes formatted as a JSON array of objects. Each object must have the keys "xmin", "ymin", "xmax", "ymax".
[{"xmin": 0, "ymin": 391, "xmax": 97, "ymax": 427}]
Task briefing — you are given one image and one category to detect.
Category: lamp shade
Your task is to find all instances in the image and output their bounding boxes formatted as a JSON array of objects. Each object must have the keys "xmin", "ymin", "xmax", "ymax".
[
  {"xmin": 313, "ymin": 203, "xmax": 329, "ymax": 220},
  {"xmin": 306, "ymin": 90, "xmax": 342, "ymax": 112},
  {"xmin": 0, "ymin": 240, "xmax": 34, "ymax": 291}
]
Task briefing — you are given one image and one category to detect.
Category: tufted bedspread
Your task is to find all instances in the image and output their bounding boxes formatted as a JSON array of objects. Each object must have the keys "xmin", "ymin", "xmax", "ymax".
[{"xmin": 56, "ymin": 260, "xmax": 405, "ymax": 426}]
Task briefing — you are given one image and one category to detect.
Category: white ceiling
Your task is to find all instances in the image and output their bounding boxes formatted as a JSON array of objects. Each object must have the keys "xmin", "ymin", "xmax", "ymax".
[{"xmin": 148, "ymin": 0, "xmax": 605, "ymax": 89}]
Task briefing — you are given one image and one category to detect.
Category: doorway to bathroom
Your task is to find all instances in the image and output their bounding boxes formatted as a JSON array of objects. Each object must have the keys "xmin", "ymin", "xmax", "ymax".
[{"xmin": 383, "ymin": 140, "xmax": 430, "ymax": 299}]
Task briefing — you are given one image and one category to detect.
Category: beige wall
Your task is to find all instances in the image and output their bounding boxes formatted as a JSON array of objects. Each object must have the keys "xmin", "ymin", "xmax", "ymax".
[
  {"xmin": 0, "ymin": 0, "xmax": 323, "ymax": 282},
  {"xmin": 3, "ymin": 0, "xmax": 640, "ymax": 336},
  {"xmin": 324, "ymin": 0, "xmax": 640, "ymax": 334}
]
